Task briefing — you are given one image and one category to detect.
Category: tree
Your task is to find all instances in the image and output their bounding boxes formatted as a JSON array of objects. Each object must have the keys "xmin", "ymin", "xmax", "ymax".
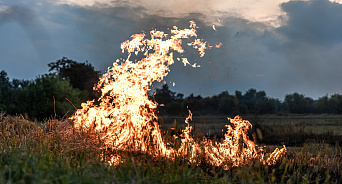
[
  {"xmin": 235, "ymin": 90, "xmax": 247, "ymax": 114},
  {"xmin": 329, "ymin": 94, "xmax": 342, "ymax": 114},
  {"xmin": 0, "ymin": 70, "xmax": 12, "ymax": 111},
  {"xmin": 216, "ymin": 91, "xmax": 236, "ymax": 114},
  {"xmin": 154, "ymin": 84, "xmax": 176, "ymax": 105},
  {"xmin": 48, "ymin": 57, "xmax": 101, "ymax": 100},
  {"xmin": 186, "ymin": 93, "xmax": 204, "ymax": 114},
  {"xmin": 11, "ymin": 79, "xmax": 30, "ymax": 88},
  {"xmin": 284, "ymin": 93, "xmax": 314, "ymax": 114},
  {"xmin": 314, "ymin": 95, "xmax": 332, "ymax": 113},
  {"xmin": 254, "ymin": 91, "xmax": 279, "ymax": 114},
  {"xmin": 14, "ymin": 74, "xmax": 84, "ymax": 120}
]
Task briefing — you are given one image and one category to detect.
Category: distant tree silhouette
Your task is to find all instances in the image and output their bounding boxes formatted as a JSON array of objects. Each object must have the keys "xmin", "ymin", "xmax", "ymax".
[
  {"xmin": 154, "ymin": 84, "xmax": 176, "ymax": 105},
  {"xmin": 0, "ymin": 70, "xmax": 11, "ymax": 111},
  {"xmin": 284, "ymin": 93, "xmax": 314, "ymax": 114},
  {"xmin": 216, "ymin": 91, "xmax": 236, "ymax": 114},
  {"xmin": 315, "ymin": 95, "xmax": 332, "ymax": 113},
  {"xmin": 329, "ymin": 94, "xmax": 342, "ymax": 114},
  {"xmin": 48, "ymin": 57, "xmax": 101, "ymax": 100},
  {"xmin": 4, "ymin": 66, "xmax": 342, "ymax": 117},
  {"xmin": 11, "ymin": 79, "xmax": 30, "ymax": 88}
]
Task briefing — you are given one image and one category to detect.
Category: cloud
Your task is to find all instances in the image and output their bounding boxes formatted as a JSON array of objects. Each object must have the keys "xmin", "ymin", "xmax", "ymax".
[
  {"xmin": 58, "ymin": 3, "xmax": 272, "ymax": 96},
  {"xmin": 261, "ymin": 0, "xmax": 342, "ymax": 98},
  {"xmin": 0, "ymin": 5, "xmax": 35, "ymax": 24},
  {"xmin": 55, "ymin": 0, "xmax": 289, "ymax": 26},
  {"xmin": 2, "ymin": 0, "xmax": 342, "ymax": 99},
  {"xmin": 0, "ymin": 5, "xmax": 55, "ymax": 60},
  {"xmin": 277, "ymin": 0, "xmax": 342, "ymax": 46},
  {"xmin": 50, "ymin": 0, "xmax": 342, "ymax": 99}
]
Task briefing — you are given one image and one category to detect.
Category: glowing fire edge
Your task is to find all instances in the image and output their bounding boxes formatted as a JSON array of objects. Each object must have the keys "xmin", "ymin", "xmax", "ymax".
[{"xmin": 70, "ymin": 21, "xmax": 286, "ymax": 169}]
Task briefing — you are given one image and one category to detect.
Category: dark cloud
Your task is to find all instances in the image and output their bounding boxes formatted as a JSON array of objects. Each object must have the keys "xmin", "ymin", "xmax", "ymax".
[
  {"xmin": 278, "ymin": 0, "xmax": 342, "ymax": 46},
  {"xmin": 58, "ymin": 2, "xmax": 342, "ymax": 99},
  {"xmin": 260, "ymin": 0, "xmax": 342, "ymax": 99},
  {"xmin": 1, "ymin": 0, "xmax": 342, "ymax": 99}
]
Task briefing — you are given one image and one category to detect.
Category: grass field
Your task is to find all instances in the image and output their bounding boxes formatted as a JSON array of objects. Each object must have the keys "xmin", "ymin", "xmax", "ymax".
[
  {"xmin": 1, "ymin": 113, "xmax": 342, "ymax": 183},
  {"xmin": 160, "ymin": 114, "xmax": 342, "ymax": 146}
]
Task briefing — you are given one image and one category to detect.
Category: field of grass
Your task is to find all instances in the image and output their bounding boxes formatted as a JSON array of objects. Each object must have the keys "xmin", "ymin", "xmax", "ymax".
[
  {"xmin": 160, "ymin": 114, "xmax": 342, "ymax": 146},
  {"xmin": 1, "ymin": 113, "xmax": 342, "ymax": 183}
]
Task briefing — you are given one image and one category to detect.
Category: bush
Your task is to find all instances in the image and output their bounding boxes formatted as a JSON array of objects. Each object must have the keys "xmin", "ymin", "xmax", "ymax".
[{"xmin": 13, "ymin": 74, "xmax": 85, "ymax": 120}]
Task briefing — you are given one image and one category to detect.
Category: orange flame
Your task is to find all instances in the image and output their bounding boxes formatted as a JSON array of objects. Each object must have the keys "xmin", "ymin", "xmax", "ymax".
[{"xmin": 70, "ymin": 21, "xmax": 285, "ymax": 168}]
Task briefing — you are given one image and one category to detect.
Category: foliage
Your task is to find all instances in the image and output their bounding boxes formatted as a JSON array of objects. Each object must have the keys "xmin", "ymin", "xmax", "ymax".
[
  {"xmin": 154, "ymin": 84, "xmax": 186, "ymax": 115},
  {"xmin": 48, "ymin": 57, "xmax": 101, "ymax": 100},
  {"xmin": 0, "ymin": 71, "xmax": 85, "ymax": 120},
  {"xmin": 16, "ymin": 74, "xmax": 85, "ymax": 120},
  {"xmin": 3, "ymin": 61, "xmax": 342, "ymax": 120},
  {"xmin": 154, "ymin": 84, "xmax": 342, "ymax": 116},
  {"xmin": 154, "ymin": 84, "xmax": 176, "ymax": 105},
  {"xmin": 284, "ymin": 93, "xmax": 314, "ymax": 114},
  {"xmin": 1, "ymin": 57, "xmax": 102, "ymax": 120},
  {"xmin": 0, "ymin": 70, "xmax": 12, "ymax": 111}
]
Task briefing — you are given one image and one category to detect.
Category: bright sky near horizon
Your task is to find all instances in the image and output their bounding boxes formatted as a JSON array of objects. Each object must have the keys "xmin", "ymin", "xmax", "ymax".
[{"xmin": 1, "ymin": 0, "xmax": 342, "ymax": 100}]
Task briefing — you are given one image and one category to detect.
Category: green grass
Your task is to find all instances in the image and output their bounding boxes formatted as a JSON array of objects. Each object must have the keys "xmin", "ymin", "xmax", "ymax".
[{"xmin": 1, "ymin": 113, "xmax": 342, "ymax": 183}]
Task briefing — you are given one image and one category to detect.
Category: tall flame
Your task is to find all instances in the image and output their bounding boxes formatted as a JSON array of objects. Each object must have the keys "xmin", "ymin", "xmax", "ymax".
[{"xmin": 70, "ymin": 21, "xmax": 286, "ymax": 168}]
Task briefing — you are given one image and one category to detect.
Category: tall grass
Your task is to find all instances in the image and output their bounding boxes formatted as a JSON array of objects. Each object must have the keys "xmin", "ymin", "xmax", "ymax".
[{"xmin": 1, "ymin": 113, "xmax": 341, "ymax": 183}]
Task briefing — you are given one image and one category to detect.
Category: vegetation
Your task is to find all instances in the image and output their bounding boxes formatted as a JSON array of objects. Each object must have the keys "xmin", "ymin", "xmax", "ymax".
[
  {"xmin": 2, "ymin": 58, "xmax": 342, "ymax": 120},
  {"xmin": 154, "ymin": 84, "xmax": 342, "ymax": 116},
  {"xmin": 16, "ymin": 74, "xmax": 85, "ymax": 119},
  {"xmin": 1, "ymin": 113, "xmax": 342, "ymax": 183},
  {"xmin": 0, "ymin": 57, "xmax": 100, "ymax": 120},
  {"xmin": 48, "ymin": 57, "xmax": 101, "ymax": 100},
  {"xmin": 160, "ymin": 114, "xmax": 342, "ymax": 147},
  {"xmin": 1, "ymin": 58, "xmax": 342, "ymax": 182}
]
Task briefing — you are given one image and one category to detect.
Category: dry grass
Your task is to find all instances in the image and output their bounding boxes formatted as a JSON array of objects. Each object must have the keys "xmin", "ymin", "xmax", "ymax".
[{"xmin": 1, "ymin": 112, "xmax": 342, "ymax": 183}]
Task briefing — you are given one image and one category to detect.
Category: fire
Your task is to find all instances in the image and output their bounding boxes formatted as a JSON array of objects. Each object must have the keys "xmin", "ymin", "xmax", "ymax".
[{"xmin": 70, "ymin": 21, "xmax": 286, "ymax": 168}]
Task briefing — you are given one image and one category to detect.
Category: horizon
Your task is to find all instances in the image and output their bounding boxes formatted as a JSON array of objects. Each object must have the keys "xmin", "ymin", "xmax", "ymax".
[{"xmin": 1, "ymin": 65, "xmax": 336, "ymax": 102}]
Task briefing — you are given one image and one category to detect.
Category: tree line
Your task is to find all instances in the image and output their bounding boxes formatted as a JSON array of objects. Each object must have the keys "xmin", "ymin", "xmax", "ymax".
[
  {"xmin": 1, "ymin": 58, "xmax": 342, "ymax": 120},
  {"xmin": 154, "ymin": 84, "xmax": 342, "ymax": 116},
  {"xmin": 0, "ymin": 57, "xmax": 100, "ymax": 120}
]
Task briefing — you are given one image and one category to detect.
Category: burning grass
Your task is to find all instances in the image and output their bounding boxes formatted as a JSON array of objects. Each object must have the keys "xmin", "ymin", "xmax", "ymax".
[
  {"xmin": 70, "ymin": 21, "xmax": 285, "ymax": 168},
  {"xmin": 1, "ymin": 21, "xmax": 340, "ymax": 182},
  {"xmin": 1, "ymin": 113, "xmax": 342, "ymax": 183}
]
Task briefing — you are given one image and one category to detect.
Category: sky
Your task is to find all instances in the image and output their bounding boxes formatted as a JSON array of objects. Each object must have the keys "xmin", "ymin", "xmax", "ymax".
[{"xmin": 1, "ymin": 0, "xmax": 342, "ymax": 100}]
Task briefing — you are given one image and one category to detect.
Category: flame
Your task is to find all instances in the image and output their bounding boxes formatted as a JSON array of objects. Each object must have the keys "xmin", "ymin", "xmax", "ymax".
[
  {"xmin": 70, "ymin": 21, "xmax": 285, "ymax": 168},
  {"xmin": 215, "ymin": 42, "xmax": 223, "ymax": 48}
]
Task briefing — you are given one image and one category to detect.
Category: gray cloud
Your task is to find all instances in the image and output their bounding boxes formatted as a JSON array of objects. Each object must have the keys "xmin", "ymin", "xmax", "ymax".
[
  {"xmin": 264, "ymin": 0, "xmax": 342, "ymax": 98},
  {"xmin": 2, "ymin": 0, "xmax": 342, "ymax": 99},
  {"xmin": 278, "ymin": 0, "xmax": 342, "ymax": 46},
  {"xmin": 55, "ymin": 1, "xmax": 342, "ymax": 99}
]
